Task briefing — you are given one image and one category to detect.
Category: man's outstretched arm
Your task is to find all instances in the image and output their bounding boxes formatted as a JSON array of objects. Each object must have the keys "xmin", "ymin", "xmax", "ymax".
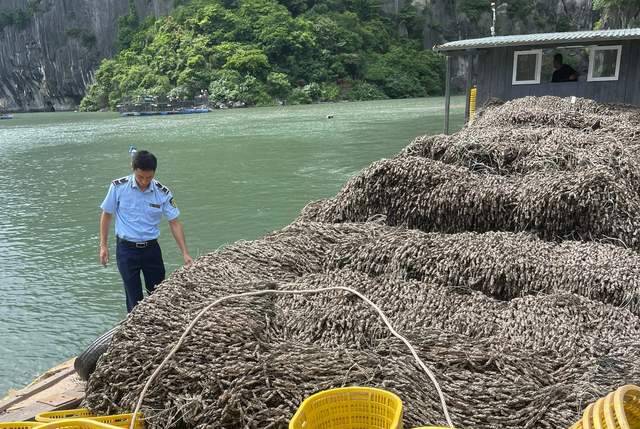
[
  {"xmin": 168, "ymin": 217, "xmax": 193, "ymax": 265},
  {"xmin": 100, "ymin": 211, "xmax": 113, "ymax": 268}
]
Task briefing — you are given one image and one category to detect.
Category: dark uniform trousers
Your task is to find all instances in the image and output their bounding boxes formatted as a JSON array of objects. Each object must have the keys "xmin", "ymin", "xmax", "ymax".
[{"xmin": 116, "ymin": 242, "xmax": 165, "ymax": 312}]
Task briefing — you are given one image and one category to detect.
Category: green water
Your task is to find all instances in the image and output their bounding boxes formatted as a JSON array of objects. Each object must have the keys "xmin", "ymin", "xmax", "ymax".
[{"xmin": 0, "ymin": 96, "xmax": 465, "ymax": 394}]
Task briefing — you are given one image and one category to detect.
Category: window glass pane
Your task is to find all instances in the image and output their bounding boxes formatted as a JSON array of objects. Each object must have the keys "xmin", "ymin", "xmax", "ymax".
[
  {"xmin": 593, "ymin": 49, "xmax": 618, "ymax": 78},
  {"xmin": 516, "ymin": 54, "xmax": 538, "ymax": 81}
]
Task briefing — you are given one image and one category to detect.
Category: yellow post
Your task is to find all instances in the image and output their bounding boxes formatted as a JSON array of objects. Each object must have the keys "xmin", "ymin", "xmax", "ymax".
[{"xmin": 469, "ymin": 87, "xmax": 477, "ymax": 124}]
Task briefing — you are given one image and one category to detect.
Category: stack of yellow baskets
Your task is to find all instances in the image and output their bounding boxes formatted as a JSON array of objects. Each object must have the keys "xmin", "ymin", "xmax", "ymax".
[
  {"xmin": 570, "ymin": 385, "xmax": 640, "ymax": 429},
  {"xmin": 0, "ymin": 409, "xmax": 143, "ymax": 429},
  {"xmin": 3, "ymin": 384, "xmax": 637, "ymax": 429},
  {"xmin": 289, "ymin": 385, "xmax": 640, "ymax": 429}
]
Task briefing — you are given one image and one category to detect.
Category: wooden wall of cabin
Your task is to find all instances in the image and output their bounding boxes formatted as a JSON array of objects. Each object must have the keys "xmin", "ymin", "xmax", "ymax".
[{"xmin": 474, "ymin": 40, "xmax": 640, "ymax": 107}]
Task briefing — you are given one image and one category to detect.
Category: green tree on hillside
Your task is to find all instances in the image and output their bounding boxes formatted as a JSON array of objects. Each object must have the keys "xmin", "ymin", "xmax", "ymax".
[
  {"xmin": 115, "ymin": 0, "xmax": 140, "ymax": 51},
  {"xmin": 80, "ymin": 0, "xmax": 446, "ymax": 111},
  {"xmin": 266, "ymin": 72, "xmax": 292, "ymax": 99}
]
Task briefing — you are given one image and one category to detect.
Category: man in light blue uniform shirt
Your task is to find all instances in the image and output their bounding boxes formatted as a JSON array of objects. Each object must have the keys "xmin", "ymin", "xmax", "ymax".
[{"xmin": 100, "ymin": 150, "xmax": 193, "ymax": 312}]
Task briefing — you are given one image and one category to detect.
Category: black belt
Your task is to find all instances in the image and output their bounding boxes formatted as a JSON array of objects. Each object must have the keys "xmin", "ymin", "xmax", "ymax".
[{"xmin": 116, "ymin": 236, "xmax": 158, "ymax": 248}]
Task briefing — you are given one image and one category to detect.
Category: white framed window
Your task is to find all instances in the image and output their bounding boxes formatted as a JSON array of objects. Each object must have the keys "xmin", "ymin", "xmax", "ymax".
[
  {"xmin": 588, "ymin": 45, "xmax": 622, "ymax": 81},
  {"xmin": 512, "ymin": 50, "xmax": 542, "ymax": 85}
]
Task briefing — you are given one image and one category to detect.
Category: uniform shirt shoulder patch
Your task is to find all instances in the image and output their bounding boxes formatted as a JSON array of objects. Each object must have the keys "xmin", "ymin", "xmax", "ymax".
[
  {"xmin": 154, "ymin": 181, "xmax": 170, "ymax": 195},
  {"xmin": 112, "ymin": 176, "xmax": 129, "ymax": 187}
]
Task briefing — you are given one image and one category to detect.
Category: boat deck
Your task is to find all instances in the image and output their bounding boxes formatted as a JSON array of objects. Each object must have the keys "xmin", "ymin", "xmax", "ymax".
[{"xmin": 0, "ymin": 359, "xmax": 85, "ymax": 422}]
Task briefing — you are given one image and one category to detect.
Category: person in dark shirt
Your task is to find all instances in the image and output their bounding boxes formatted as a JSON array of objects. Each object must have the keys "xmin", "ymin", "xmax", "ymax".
[{"xmin": 551, "ymin": 53, "xmax": 579, "ymax": 82}]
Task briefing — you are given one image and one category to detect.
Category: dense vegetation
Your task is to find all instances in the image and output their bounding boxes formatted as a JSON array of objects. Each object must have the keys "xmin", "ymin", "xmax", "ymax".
[
  {"xmin": 0, "ymin": 0, "xmax": 47, "ymax": 32},
  {"xmin": 63, "ymin": 26, "xmax": 97, "ymax": 50},
  {"xmin": 80, "ymin": 0, "xmax": 446, "ymax": 110}
]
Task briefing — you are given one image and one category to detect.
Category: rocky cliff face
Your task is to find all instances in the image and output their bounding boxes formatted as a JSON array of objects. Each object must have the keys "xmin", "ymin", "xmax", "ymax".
[
  {"xmin": 420, "ymin": 0, "xmax": 599, "ymax": 49},
  {"xmin": 0, "ymin": 0, "xmax": 172, "ymax": 112},
  {"xmin": 601, "ymin": 7, "xmax": 640, "ymax": 28}
]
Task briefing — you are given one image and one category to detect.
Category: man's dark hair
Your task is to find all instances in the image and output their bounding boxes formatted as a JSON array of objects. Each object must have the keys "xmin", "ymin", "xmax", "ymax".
[
  {"xmin": 554, "ymin": 53, "xmax": 563, "ymax": 63},
  {"xmin": 132, "ymin": 150, "xmax": 157, "ymax": 171}
]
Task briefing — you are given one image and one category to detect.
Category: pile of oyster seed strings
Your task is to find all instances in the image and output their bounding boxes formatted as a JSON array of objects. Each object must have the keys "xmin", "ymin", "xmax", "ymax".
[{"xmin": 84, "ymin": 96, "xmax": 640, "ymax": 429}]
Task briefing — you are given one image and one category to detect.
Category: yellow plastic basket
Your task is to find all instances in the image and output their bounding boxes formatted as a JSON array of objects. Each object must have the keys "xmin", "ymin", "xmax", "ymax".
[
  {"xmin": 83, "ymin": 414, "xmax": 143, "ymax": 429},
  {"xmin": 35, "ymin": 410, "xmax": 144, "ymax": 429},
  {"xmin": 570, "ymin": 385, "xmax": 640, "ymax": 429},
  {"xmin": 36, "ymin": 410, "xmax": 96, "ymax": 422},
  {"xmin": 0, "ymin": 423, "xmax": 43, "ymax": 429},
  {"xmin": 28, "ymin": 421, "xmax": 119, "ymax": 429},
  {"xmin": 290, "ymin": 387, "xmax": 403, "ymax": 429}
]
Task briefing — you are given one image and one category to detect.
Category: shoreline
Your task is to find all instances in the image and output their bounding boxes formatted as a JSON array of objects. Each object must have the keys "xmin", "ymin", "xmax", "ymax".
[{"xmin": 1, "ymin": 96, "xmax": 467, "ymax": 115}]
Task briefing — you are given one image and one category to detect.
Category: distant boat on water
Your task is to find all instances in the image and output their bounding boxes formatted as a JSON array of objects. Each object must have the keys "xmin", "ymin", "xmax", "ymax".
[{"xmin": 0, "ymin": 115, "xmax": 12, "ymax": 119}]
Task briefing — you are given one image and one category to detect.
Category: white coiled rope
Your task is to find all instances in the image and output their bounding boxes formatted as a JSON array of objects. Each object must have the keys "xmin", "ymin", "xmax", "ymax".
[{"xmin": 129, "ymin": 286, "xmax": 454, "ymax": 429}]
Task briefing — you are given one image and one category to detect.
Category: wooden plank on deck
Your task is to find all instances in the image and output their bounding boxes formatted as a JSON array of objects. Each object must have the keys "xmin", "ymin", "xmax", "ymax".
[
  {"xmin": 0, "ymin": 368, "xmax": 76, "ymax": 413},
  {"xmin": 0, "ymin": 386, "xmax": 84, "ymax": 422}
]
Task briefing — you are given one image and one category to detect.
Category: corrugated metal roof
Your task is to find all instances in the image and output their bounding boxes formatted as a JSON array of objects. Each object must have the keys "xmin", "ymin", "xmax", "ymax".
[{"xmin": 433, "ymin": 28, "xmax": 640, "ymax": 52}]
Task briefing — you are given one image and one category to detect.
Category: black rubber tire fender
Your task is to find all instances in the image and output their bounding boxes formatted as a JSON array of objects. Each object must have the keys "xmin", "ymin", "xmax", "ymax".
[{"xmin": 74, "ymin": 326, "xmax": 118, "ymax": 381}]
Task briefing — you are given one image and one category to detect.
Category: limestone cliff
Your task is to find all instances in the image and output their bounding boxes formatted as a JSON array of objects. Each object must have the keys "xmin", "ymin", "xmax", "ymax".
[
  {"xmin": 600, "ymin": 7, "xmax": 640, "ymax": 29},
  {"xmin": 0, "ymin": 0, "xmax": 172, "ymax": 112}
]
